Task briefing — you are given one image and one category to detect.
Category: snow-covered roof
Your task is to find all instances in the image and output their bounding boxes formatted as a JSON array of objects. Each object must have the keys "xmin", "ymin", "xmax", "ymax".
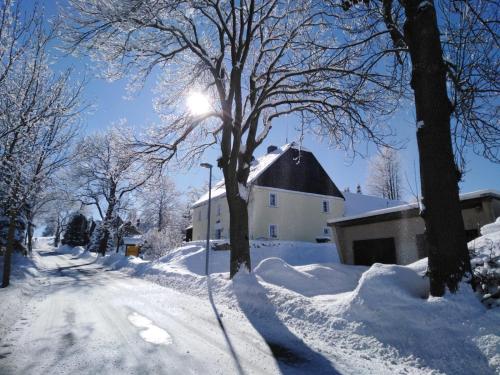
[
  {"xmin": 193, "ymin": 143, "xmax": 307, "ymax": 207},
  {"xmin": 343, "ymin": 192, "xmax": 407, "ymax": 216},
  {"xmin": 122, "ymin": 236, "xmax": 143, "ymax": 245},
  {"xmin": 330, "ymin": 189, "xmax": 500, "ymax": 225}
]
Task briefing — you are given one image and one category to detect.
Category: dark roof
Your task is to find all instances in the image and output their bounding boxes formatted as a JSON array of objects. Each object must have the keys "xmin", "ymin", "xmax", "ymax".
[
  {"xmin": 254, "ymin": 147, "xmax": 344, "ymax": 199},
  {"xmin": 193, "ymin": 143, "xmax": 344, "ymax": 207}
]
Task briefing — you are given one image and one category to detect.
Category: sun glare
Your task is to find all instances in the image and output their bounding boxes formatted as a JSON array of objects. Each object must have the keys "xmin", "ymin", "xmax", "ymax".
[{"xmin": 186, "ymin": 92, "xmax": 211, "ymax": 116}]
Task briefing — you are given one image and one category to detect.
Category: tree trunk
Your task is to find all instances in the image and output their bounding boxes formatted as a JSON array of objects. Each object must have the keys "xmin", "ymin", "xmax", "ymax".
[
  {"xmin": 224, "ymin": 174, "xmax": 251, "ymax": 278},
  {"xmin": 115, "ymin": 233, "xmax": 122, "ymax": 253},
  {"xmin": 158, "ymin": 199, "xmax": 163, "ymax": 232},
  {"xmin": 54, "ymin": 221, "xmax": 61, "ymax": 247},
  {"xmin": 403, "ymin": 0, "xmax": 471, "ymax": 296},
  {"xmin": 98, "ymin": 228, "xmax": 110, "ymax": 256},
  {"xmin": 98, "ymin": 204, "xmax": 115, "ymax": 256},
  {"xmin": 2, "ymin": 216, "xmax": 17, "ymax": 288},
  {"xmin": 27, "ymin": 221, "xmax": 33, "ymax": 254}
]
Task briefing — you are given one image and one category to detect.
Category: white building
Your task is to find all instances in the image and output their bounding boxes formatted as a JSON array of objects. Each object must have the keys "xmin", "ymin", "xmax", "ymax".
[{"xmin": 192, "ymin": 143, "xmax": 404, "ymax": 243}]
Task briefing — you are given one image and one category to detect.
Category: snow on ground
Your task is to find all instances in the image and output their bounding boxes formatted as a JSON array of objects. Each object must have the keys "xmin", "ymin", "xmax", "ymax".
[
  {"xmin": 3, "ymin": 230, "xmax": 500, "ymax": 374},
  {"xmin": 0, "ymin": 253, "xmax": 41, "ymax": 341},
  {"xmin": 86, "ymin": 236, "xmax": 500, "ymax": 374},
  {"xmin": 469, "ymin": 217, "xmax": 500, "ymax": 306},
  {"xmin": 0, "ymin": 237, "xmax": 98, "ymax": 342},
  {"xmin": 0, "ymin": 238, "xmax": 54, "ymax": 340}
]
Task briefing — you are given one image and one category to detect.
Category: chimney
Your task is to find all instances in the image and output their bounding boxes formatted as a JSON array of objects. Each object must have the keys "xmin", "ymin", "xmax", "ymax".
[{"xmin": 267, "ymin": 145, "xmax": 278, "ymax": 154}]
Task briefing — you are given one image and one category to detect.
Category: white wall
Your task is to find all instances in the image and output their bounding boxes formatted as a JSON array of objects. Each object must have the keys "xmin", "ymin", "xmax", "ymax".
[{"xmin": 192, "ymin": 186, "xmax": 345, "ymax": 243}]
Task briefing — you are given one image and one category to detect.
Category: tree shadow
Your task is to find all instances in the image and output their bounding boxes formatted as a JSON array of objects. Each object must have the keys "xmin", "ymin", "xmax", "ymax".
[
  {"xmin": 207, "ymin": 277, "xmax": 246, "ymax": 375},
  {"xmin": 231, "ymin": 273, "xmax": 340, "ymax": 374}
]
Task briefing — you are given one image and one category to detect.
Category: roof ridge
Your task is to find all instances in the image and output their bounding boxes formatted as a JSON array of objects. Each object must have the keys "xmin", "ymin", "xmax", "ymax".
[{"xmin": 192, "ymin": 143, "xmax": 292, "ymax": 207}]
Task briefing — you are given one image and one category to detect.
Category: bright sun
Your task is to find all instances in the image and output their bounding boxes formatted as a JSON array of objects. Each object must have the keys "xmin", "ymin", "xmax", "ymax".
[{"xmin": 186, "ymin": 92, "xmax": 211, "ymax": 116}]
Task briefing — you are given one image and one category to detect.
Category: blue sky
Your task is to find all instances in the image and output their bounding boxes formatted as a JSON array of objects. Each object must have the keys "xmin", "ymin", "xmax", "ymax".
[
  {"xmin": 45, "ymin": 1, "xmax": 499, "ymax": 201},
  {"xmin": 80, "ymin": 71, "xmax": 499, "ymax": 201}
]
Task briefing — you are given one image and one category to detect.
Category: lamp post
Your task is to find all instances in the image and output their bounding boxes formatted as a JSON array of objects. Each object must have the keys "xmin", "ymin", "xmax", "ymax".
[{"xmin": 200, "ymin": 162, "xmax": 213, "ymax": 276}]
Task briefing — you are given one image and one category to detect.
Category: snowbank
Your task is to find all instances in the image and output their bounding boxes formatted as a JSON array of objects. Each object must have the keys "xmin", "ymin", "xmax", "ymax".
[
  {"xmin": 480, "ymin": 217, "xmax": 500, "ymax": 236},
  {"xmin": 0, "ymin": 253, "xmax": 41, "ymax": 341},
  {"xmin": 156, "ymin": 240, "xmax": 340, "ymax": 275},
  {"xmin": 469, "ymin": 217, "xmax": 500, "ymax": 306},
  {"xmin": 332, "ymin": 262, "xmax": 498, "ymax": 374},
  {"xmin": 56, "ymin": 244, "xmax": 94, "ymax": 260},
  {"xmin": 91, "ymin": 235, "xmax": 500, "ymax": 374},
  {"xmin": 254, "ymin": 257, "xmax": 366, "ymax": 297}
]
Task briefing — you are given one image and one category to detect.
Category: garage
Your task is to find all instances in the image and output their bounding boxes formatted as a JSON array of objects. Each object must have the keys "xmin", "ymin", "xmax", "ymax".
[{"xmin": 353, "ymin": 238, "xmax": 396, "ymax": 266}]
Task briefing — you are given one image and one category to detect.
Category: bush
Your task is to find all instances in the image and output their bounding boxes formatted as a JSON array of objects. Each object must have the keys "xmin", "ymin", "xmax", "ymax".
[
  {"xmin": 87, "ymin": 221, "xmax": 115, "ymax": 254},
  {"xmin": 470, "ymin": 237, "xmax": 500, "ymax": 308},
  {"xmin": 61, "ymin": 213, "xmax": 89, "ymax": 247},
  {"xmin": 140, "ymin": 228, "xmax": 183, "ymax": 260}
]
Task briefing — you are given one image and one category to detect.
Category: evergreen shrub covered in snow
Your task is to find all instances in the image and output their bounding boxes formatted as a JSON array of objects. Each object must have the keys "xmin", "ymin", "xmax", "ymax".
[
  {"xmin": 469, "ymin": 217, "xmax": 500, "ymax": 307},
  {"xmin": 61, "ymin": 213, "xmax": 89, "ymax": 247},
  {"xmin": 0, "ymin": 215, "xmax": 27, "ymax": 254},
  {"xmin": 87, "ymin": 222, "xmax": 114, "ymax": 253}
]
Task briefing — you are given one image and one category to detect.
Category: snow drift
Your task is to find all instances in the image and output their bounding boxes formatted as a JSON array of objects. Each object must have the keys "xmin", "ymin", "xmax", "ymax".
[{"xmin": 62, "ymin": 224, "xmax": 500, "ymax": 374}]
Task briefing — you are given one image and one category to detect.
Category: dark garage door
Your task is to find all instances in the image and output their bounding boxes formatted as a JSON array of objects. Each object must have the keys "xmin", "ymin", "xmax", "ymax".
[{"xmin": 353, "ymin": 238, "xmax": 397, "ymax": 266}]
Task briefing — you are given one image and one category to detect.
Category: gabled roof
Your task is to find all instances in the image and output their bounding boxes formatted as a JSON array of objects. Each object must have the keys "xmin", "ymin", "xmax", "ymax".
[
  {"xmin": 192, "ymin": 143, "xmax": 342, "ymax": 207},
  {"xmin": 254, "ymin": 147, "xmax": 344, "ymax": 198}
]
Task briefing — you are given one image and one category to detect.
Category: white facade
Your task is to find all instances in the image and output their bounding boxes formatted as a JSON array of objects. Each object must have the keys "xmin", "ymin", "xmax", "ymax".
[
  {"xmin": 191, "ymin": 143, "xmax": 404, "ymax": 244},
  {"xmin": 192, "ymin": 186, "xmax": 344, "ymax": 242}
]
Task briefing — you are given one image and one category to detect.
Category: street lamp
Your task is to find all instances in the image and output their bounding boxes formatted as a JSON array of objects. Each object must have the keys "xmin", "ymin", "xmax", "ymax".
[{"xmin": 200, "ymin": 162, "xmax": 213, "ymax": 276}]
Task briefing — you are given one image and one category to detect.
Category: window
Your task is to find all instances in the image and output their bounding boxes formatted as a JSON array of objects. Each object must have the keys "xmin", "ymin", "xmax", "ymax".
[
  {"xmin": 216, "ymin": 204, "xmax": 221, "ymax": 216},
  {"xmin": 322, "ymin": 200, "xmax": 330, "ymax": 213},
  {"xmin": 269, "ymin": 193, "xmax": 277, "ymax": 207},
  {"xmin": 269, "ymin": 224, "xmax": 278, "ymax": 238},
  {"xmin": 198, "ymin": 209, "xmax": 202, "ymax": 221},
  {"xmin": 215, "ymin": 228, "xmax": 222, "ymax": 239},
  {"xmin": 323, "ymin": 227, "xmax": 330, "ymax": 236}
]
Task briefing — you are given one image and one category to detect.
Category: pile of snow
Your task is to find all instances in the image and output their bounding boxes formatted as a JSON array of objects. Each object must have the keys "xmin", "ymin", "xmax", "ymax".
[
  {"xmin": 334, "ymin": 262, "xmax": 497, "ymax": 374},
  {"xmin": 97, "ymin": 252, "xmax": 147, "ymax": 270},
  {"xmin": 56, "ymin": 244, "xmax": 93, "ymax": 260},
  {"xmin": 156, "ymin": 240, "xmax": 340, "ymax": 275},
  {"xmin": 480, "ymin": 217, "xmax": 500, "ymax": 236},
  {"xmin": 91, "ymin": 234, "xmax": 500, "ymax": 374},
  {"xmin": 347, "ymin": 263, "xmax": 429, "ymax": 306},
  {"xmin": 469, "ymin": 217, "xmax": 500, "ymax": 306},
  {"xmin": 254, "ymin": 257, "xmax": 366, "ymax": 297}
]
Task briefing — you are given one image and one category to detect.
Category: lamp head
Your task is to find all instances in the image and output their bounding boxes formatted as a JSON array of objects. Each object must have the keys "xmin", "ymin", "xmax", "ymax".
[{"xmin": 200, "ymin": 162, "xmax": 213, "ymax": 169}]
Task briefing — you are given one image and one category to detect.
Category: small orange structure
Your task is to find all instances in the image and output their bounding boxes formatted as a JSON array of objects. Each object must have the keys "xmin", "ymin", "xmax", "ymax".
[
  {"xmin": 120, "ymin": 236, "xmax": 143, "ymax": 257},
  {"xmin": 125, "ymin": 244, "xmax": 140, "ymax": 257}
]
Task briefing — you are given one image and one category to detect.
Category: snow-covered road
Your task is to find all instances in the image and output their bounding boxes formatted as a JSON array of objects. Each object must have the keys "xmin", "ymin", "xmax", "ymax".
[{"xmin": 0, "ymin": 249, "xmax": 339, "ymax": 374}]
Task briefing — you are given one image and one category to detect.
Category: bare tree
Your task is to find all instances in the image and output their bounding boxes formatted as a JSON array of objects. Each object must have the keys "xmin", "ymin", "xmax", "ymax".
[
  {"xmin": 37, "ymin": 177, "xmax": 81, "ymax": 247},
  {"xmin": 138, "ymin": 175, "xmax": 180, "ymax": 233},
  {"xmin": 367, "ymin": 147, "xmax": 402, "ymax": 200},
  {"xmin": 72, "ymin": 130, "xmax": 151, "ymax": 255},
  {"xmin": 64, "ymin": 0, "xmax": 400, "ymax": 277},
  {"xmin": 134, "ymin": 175, "xmax": 184, "ymax": 259},
  {"xmin": 0, "ymin": 6, "xmax": 84, "ymax": 287},
  {"xmin": 335, "ymin": 0, "xmax": 499, "ymax": 295}
]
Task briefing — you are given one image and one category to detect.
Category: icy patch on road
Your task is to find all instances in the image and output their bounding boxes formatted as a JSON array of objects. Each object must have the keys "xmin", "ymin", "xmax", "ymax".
[{"xmin": 128, "ymin": 312, "xmax": 172, "ymax": 345}]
